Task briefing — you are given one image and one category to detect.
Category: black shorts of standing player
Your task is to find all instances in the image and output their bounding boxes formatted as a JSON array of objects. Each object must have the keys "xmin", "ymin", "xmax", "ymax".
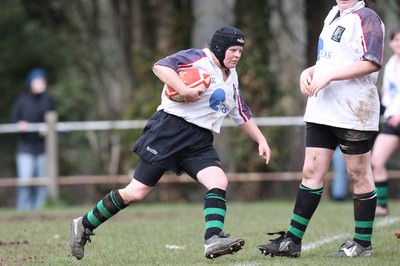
[
  {"xmin": 305, "ymin": 122, "xmax": 377, "ymax": 154},
  {"xmin": 131, "ymin": 110, "xmax": 222, "ymax": 186},
  {"xmin": 380, "ymin": 120, "xmax": 400, "ymax": 136}
]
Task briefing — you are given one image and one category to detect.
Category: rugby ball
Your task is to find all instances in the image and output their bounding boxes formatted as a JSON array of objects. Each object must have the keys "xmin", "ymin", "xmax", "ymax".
[{"xmin": 165, "ymin": 68, "xmax": 211, "ymax": 102}]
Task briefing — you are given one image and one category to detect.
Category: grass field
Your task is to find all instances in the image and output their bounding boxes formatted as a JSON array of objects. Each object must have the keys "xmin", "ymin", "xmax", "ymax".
[{"xmin": 0, "ymin": 200, "xmax": 399, "ymax": 265}]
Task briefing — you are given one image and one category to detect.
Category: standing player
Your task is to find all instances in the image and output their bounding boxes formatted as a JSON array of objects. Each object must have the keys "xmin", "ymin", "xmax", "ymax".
[
  {"xmin": 259, "ymin": 0, "xmax": 384, "ymax": 258},
  {"xmin": 69, "ymin": 26, "xmax": 271, "ymax": 260},
  {"xmin": 371, "ymin": 27, "xmax": 400, "ymax": 217}
]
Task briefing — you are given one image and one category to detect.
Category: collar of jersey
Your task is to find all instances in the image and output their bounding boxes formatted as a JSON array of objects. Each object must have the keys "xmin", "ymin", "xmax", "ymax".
[{"xmin": 333, "ymin": 1, "xmax": 365, "ymax": 17}]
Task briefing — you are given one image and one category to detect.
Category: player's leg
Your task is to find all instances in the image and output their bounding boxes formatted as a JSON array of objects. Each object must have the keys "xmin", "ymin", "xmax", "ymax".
[
  {"xmin": 259, "ymin": 123, "xmax": 334, "ymax": 258},
  {"xmin": 259, "ymin": 147, "xmax": 331, "ymax": 257},
  {"xmin": 197, "ymin": 166, "xmax": 228, "ymax": 241},
  {"xmin": 371, "ymin": 133, "xmax": 399, "ymax": 216},
  {"xmin": 330, "ymin": 135, "xmax": 376, "ymax": 257},
  {"xmin": 184, "ymin": 160, "xmax": 244, "ymax": 259},
  {"xmin": 70, "ymin": 160, "xmax": 165, "ymax": 260},
  {"xmin": 288, "ymin": 146, "xmax": 332, "ymax": 242}
]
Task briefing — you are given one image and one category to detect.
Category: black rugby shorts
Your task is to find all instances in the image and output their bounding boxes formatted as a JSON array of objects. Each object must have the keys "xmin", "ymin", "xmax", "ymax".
[
  {"xmin": 305, "ymin": 122, "xmax": 377, "ymax": 154},
  {"xmin": 380, "ymin": 121, "xmax": 400, "ymax": 136},
  {"xmin": 131, "ymin": 110, "xmax": 221, "ymax": 184}
]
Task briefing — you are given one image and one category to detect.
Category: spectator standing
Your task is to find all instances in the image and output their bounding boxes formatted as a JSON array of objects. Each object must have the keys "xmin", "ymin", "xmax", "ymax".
[{"xmin": 11, "ymin": 68, "xmax": 56, "ymax": 210}]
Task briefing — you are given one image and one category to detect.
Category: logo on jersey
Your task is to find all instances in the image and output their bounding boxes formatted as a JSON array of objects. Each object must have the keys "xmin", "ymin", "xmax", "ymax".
[
  {"xmin": 209, "ymin": 88, "xmax": 229, "ymax": 113},
  {"xmin": 331, "ymin": 26, "xmax": 345, "ymax": 42},
  {"xmin": 317, "ymin": 38, "xmax": 332, "ymax": 61},
  {"xmin": 390, "ymin": 82, "xmax": 398, "ymax": 98}
]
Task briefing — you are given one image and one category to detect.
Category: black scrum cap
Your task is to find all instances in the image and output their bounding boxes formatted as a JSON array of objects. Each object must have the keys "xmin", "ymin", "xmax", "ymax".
[{"xmin": 210, "ymin": 26, "xmax": 245, "ymax": 68}]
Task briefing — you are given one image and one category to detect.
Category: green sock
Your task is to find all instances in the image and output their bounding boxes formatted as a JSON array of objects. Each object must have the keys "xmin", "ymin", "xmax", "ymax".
[
  {"xmin": 204, "ymin": 188, "xmax": 226, "ymax": 240},
  {"xmin": 375, "ymin": 181, "xmax": 388, "ymax": 207},
  {"xmin": 82, "ymin": 189, "xmax": 128, "ymax": 231}
]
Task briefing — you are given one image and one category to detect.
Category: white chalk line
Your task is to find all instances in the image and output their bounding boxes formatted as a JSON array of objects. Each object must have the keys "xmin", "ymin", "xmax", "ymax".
[
  {"xmin": 303, "ymin": 216, "xmax": 400, "ymax": 251},
  {"xmin": 233, "ymin": 216, "xmax": 400, "ymax": 266}
]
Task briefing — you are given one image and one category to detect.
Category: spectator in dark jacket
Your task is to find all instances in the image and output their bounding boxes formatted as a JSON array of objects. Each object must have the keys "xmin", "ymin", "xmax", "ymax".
[{"xmin": 11, "ymin": 68, "xmax": 56, "ymax": 210}]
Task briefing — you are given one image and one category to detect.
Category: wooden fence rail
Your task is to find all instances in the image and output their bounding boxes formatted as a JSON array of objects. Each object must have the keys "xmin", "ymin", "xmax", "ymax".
[
  {"xmin": 0, "ymin": 172, "xmax": 303, "ymax": 187},
  {"xmin": 0, "ymin": 112, "xmax": 307, "ymax": 200},
  {"xmin": 4, "ymin": 113, "xmax": 396, "ymax": 200},
  {"xmin": 2, "ymin": 171, "xmax": 400, "ymax": 188}
]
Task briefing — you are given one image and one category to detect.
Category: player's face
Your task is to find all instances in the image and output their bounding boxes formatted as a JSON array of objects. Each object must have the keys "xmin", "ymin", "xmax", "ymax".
[
  {"xmin": 224, "ymin": 46, "xmax": 243, "ymax": 69},
  {"xmin": 389, "ymin": 33, "xmax": 400, "ymax": 56},
  {"xmin": 336, "ymin": 0, "xmax": 359, "ymax": 13}
]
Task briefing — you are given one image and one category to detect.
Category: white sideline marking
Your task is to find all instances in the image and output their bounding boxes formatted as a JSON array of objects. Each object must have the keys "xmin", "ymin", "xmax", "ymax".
[
  {"xmin": 374, "ymin": 216, "xmax": 400, "ymax": 227},
  {"xmin": 165, "ymin": 244, "xmax": 185, "ymax": 250},
  {"xmin": 303, "ymin": 216, "xmax": 400, "ymax": 252},
  {"xmin": 234, "ymin": 216, "xmax": 400, "ymax": 266},
  {"xmin": 303, "ymin": 233, "xmax": 350, "ymax": 251}
]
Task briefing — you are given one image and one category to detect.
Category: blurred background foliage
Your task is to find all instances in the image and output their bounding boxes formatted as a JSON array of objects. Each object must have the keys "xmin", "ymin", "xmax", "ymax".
[{"xmin": 0, "ymin": 0, "xmax": 399, "ymax": 189}]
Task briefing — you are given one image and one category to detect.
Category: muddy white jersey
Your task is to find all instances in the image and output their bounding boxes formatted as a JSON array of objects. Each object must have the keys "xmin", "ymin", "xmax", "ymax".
[
  {"xmin": 155, "ymin": 48, "xmax": 252, "ymax": 133},
  {"xmin": 304, "ymin": 1, "xmax": 384, "ymax": 131},
  {"xmin": 381, "ymin": 54, "xmax": 400, "ymax": 119}
]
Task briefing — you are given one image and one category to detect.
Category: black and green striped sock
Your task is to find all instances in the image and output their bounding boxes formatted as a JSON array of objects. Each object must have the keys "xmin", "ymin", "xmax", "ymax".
[
  {"xmin": 353, "ymin": 190, "xmax": 376, "ymax": 247},
  {"xmin": 204, "ymin": 188, "xmax": 226, "ymax": 240},
  {"xmin": 82, "ymin": 189, "xmax": 128, "ymax": 231},
  {"xmin": 286, "ymin": 184, "xmax": 323, "ymax": 245},
  {"xmin": 375, "ymin": 181, "xmax": 388, "ymax": 207}
]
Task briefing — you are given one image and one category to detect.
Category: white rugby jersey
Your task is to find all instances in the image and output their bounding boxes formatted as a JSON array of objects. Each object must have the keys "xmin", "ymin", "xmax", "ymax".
[
  {"xmin": 381, "ymin": 54, "xmax": 400, "ymax": 119},
  {"xmin": 154, "ymin": 48, "xmax": 252, "ymax": 133},
  {"xmin": 304, "ymin": 1, "xmax": 384, "ymax": 131}
]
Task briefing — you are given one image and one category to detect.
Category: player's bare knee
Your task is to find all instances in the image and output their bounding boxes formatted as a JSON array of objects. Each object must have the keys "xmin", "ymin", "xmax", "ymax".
[
  {"xmin": 301, "ymin": 165, "xmax": 326, "ymax": 188},
  {"xmin": 200, "ymin": 176, "xmax": 228, "ymax": 190},
  {"xmin": 371, "ymin": 161, "xmax": 384, "ymax": 173},
  {"xmin": 302, "ymin": 165, "xmax": 317, "ymax": 180},
  {"xmin": 123, "ymin": 192, "xmax": 145, "ymax": 204},
  {"xmin": 214, "ymin": 179, "xmax": 228, "ymax": 190},
  {"xmin": 119, "ymin": 188, "xmax": 149, "ymax": 204}
]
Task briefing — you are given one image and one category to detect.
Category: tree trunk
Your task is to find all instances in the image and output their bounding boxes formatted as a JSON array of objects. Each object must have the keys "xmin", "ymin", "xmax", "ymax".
[
  {"xmin": 192, "ymin": 0, "xmax": 236, "ymax": 48},
  {"xmin": 154, "ymin": 0, "xmax": 175, "ymax": 54}
]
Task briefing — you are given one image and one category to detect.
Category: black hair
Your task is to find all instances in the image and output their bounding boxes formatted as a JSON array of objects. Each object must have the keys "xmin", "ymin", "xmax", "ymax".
[{"xmin": 390, "ymin": 27, "xmax": 400, "ymax": 41}]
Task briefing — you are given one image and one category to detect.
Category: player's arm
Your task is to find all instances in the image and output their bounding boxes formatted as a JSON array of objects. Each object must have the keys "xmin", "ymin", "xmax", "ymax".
[
  {"xmin": 238, "ymin": 119, "xmax": 271, "ymax": 164},
  {"xmin": 300, "ymin": 65, "xmax": 315, "ymax": 96},
  {"xmin": 152, "ymin": 64, "xmax": 202, "ymax": 102},
  {"xmin": 309, "ymin": 60, "xmax": 379, "ymax": 97}
]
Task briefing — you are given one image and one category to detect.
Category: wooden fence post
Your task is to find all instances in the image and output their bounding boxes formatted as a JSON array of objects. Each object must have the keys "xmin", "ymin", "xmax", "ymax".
[{"xmin": 45, "ymin": 111, "xmax": 59, "ymax": 200}]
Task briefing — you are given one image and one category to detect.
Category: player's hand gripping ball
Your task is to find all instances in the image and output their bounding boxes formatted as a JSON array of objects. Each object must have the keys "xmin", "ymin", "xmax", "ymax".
[{"xmin": 165, "ymin": 68, "xmax": 211, "ymax": 102}]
